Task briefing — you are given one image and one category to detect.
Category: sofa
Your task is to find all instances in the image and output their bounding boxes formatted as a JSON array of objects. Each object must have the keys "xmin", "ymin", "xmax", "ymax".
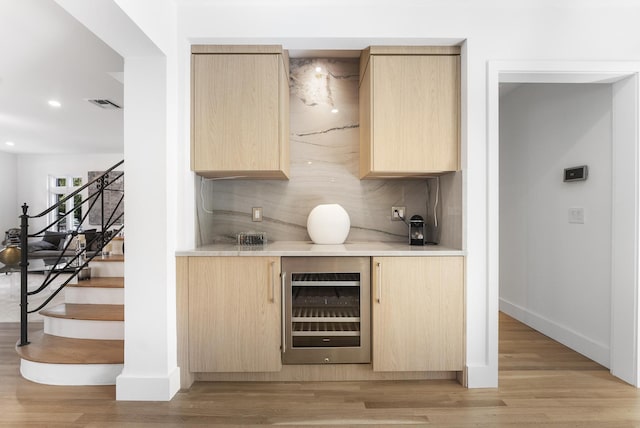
[
  {"xmin": 1, "ymin": 228, "xmax": 109, "ymax": 262},
  {"xmin": 26, "ymin": 229, "xmax": 105, "ymax": 260},
  {"xmin": 26, "ymin": 230, "xmax": 74, "ymax": 259}
]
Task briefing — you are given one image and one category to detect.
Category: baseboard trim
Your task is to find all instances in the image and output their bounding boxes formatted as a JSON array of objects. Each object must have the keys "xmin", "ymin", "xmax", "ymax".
[
  {"xmin": 465, "ymin": 363, "xmax": 498, "ymax": 388},
  {"xmin": 500, "ymin": 298, "xmax": 610, "ymax": 368},
  {"xmin": 116, "ymin": 367, "xmax": 181, "ymax": 401}
]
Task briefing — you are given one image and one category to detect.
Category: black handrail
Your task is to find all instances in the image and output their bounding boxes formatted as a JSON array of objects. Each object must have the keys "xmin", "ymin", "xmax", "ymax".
[{"xmin": 17, "ymin": 161, "xmax": 124, "ymax": 346}]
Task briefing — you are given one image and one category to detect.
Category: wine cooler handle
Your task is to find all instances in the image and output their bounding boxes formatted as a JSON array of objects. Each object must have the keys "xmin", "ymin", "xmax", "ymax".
[
  {"xmin": 376, "ymin": 262, "xmax": 382, "ymax": 303},
  {"xmin": 270, "ymin": 261, "xmax": 275, "ymax": 303},
  {"xmin": 281, "ymin": 271, "xmax": 286, "ymax": 353}
]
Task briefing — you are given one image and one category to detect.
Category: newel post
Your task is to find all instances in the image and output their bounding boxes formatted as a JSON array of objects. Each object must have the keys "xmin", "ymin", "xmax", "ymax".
[{"xmin": 19, "ymin": 203, "xmax": 29, "ymax": 346}]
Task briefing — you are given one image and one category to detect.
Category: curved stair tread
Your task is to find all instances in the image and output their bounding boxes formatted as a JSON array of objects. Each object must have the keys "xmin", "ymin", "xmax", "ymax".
[
  {"xmin": 68, "ymin": 277, "xmax": 124, "ymax": 288},
  {"xmin": 16, "ymin": 331, "xmax": 123, "ymax": 364},
  {"xmin": 91, "ymin": 255, "xmax": 124, "ymax": 262},
  {"xmin": 40, "ymin": 303, "xmax": 124, "ymax": 321}
]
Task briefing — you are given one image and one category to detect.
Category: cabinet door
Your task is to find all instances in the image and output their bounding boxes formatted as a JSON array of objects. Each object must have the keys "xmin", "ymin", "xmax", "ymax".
[
  {"xmin": 366, "ymin": 54, "xmax": 459, "ymax": 175},
  {"xmin": 372, "ymin": 256, "xmax": 464, "ymax": 372},
  {"xmin": 188, "ymin": 257, "xmax": 282, "ymax": 372},
  {"xmin": 191, "ymin": 53, "xmax": 282, "ymax": 174}
]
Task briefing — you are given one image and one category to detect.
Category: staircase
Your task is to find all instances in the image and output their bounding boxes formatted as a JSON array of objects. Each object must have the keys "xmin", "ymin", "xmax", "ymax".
[
  {"xmin": 11, "ymin": 160, "xmax": 125, "ymax": 386},
  {"xmin": 15, "ymin": 261, "xmax": 124, "ymax": 385}
]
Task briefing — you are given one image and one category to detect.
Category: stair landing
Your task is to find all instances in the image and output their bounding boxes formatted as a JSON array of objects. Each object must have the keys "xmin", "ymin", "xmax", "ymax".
[
  {"xmin": 16, "ymin": 330, "xmax": 123, "ymax": 364},
  {"xmin": 16, "ymin": 331, "xmax": 124, "ymax": 386}
]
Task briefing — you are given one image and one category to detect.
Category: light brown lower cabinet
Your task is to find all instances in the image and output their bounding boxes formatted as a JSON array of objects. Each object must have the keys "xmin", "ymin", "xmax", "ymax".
[
  {"xmin": 372, "ymin": 256, "xmax": 464, "ymax": 372},
  {"xmin": 188, "ymin": 256, "xmax": 282, "ymax": 372}
]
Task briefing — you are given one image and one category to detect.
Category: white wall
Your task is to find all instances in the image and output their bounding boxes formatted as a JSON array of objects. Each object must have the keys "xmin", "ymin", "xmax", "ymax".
[
  {"xmin": 58, "ymin": 0, "xmax": 640, "ymax": 399},
  {"xmin": 0, "ymin": 152, "xmax": 18, "ymax": 235},
  {"xmin": 499, "ymin": 83, "xmax": 613, "ymax": 366},
  {"xmin": 173, "ymin": 0, "xmax": 640, "ymax": 389},
  {"xmin": 56, "ymin": 0, "xmax": 181, "ymax": 401},
  {"xmin": 116, "ymin": 55, "xmax": 180, "ymax": 401},
  {"xmin": 16, "ymin": 153, "xmax": 123, "ymax": 233},
  {"xmin": 610, "ymin": 74, "xmax": 639, "ymax": 383}
]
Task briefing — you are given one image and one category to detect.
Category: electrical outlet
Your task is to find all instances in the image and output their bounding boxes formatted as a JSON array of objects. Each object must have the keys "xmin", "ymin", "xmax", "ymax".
[
  {"xmin": 252, "ymin": 207, "xmax": 263, "ymax": 222},
  {"xmin": 391, "ymin": 206, "xmax": 406, "ymax": 221}
]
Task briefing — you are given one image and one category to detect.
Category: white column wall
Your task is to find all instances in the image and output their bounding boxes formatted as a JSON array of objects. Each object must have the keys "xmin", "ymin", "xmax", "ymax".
[
  {"xmin": 115, "ymin": 55, "xmax": 180, "ymax": 401},
  {"xmin": 610, "ymin": 75, "xmax": 640, "ymax": 384},
  {"xmin": 0, "ymin": 152, "xmax": 18, "ymax": 234},
  {"xmin": 56, "ymin": 0, "xmax": 180, "ymax": 401}
]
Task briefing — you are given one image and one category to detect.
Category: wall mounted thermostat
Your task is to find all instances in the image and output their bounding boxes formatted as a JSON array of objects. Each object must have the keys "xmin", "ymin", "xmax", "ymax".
[{"xmin": 564, "ymin": 165, "xmax": 588, "ymax": 182}]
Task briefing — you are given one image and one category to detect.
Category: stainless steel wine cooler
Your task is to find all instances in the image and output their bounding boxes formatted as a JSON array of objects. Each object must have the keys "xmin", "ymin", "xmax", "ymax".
[{"xmin": 281, "ymin": 257, "xmax": 371, "ymax": 364}]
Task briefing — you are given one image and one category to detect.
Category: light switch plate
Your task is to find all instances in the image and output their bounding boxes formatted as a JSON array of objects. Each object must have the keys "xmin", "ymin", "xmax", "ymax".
[{"xmin": 568, "ymin": 207, "xmax": 585, "ymax": 224}]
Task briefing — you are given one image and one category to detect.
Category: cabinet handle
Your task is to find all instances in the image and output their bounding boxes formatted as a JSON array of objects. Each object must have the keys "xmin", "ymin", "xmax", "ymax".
[
  {"xmin": 281, "ymin": 271, "xmax": 286, "ymax": 353},
  {"xmin": 376, "ymin": 262, "xmax": 382, "ymax": 303},
  {"xmin": 270, "ymin": 261, "xmax": 275, "ymax": 303}
]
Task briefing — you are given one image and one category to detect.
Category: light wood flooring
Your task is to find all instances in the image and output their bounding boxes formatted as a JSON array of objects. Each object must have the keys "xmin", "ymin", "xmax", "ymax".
[{"xmin": 2, "ymin": 313, "xmax": 640, "ymax": 426}]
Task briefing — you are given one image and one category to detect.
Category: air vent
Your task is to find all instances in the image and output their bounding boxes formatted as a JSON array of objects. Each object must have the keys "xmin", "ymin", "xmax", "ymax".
[{"xmin": 86, "ymin": 99, "xmax": 122, "ymax": 109}]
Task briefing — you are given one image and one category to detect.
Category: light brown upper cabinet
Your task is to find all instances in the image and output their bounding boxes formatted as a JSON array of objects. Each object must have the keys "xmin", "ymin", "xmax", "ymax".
[
  {"xmin": 191, "ymin": 45, "xmax": 290, "ymax": 179},
  {"xmin": 359, "ymin": 46, "xmax": 461, "ymax": 178}
]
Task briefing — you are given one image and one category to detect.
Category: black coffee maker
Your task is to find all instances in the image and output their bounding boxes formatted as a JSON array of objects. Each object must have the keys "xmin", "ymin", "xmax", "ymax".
[{"xmin": 409, "ymin": 215, "xmax": 425, "ymax": 246}]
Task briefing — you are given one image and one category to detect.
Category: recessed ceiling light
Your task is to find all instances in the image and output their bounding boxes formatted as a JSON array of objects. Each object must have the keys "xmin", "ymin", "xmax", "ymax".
[
  {"xmin": 5, "ymin": 141, "xmax": 15, "ymax": 146},
  {"xmin": 48, "ymin": 100, "xmax": 61, "ymax": 108}
]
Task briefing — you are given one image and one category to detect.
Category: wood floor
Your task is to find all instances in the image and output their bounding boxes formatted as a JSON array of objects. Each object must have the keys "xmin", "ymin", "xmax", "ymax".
[{"xmin": 2, "ymin": 313, "xmax": 640, "ymax": 427}]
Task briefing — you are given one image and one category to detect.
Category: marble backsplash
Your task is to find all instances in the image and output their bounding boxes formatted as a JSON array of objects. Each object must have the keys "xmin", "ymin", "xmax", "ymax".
[{"xmin": 196, "ymin": 58, "xmax": 461, "ymax": 246}]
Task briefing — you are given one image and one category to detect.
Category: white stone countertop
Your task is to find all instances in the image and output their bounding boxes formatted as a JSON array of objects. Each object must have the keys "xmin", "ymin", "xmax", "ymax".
[{"xmin": 176, "ymin": 241, "xmax": 465, "ymax": 257}]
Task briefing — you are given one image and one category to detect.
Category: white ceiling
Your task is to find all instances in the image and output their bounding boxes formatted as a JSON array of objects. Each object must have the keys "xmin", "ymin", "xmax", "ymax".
[{"xmin": 0, "ymin": 0, "xmax": 123, "ymax": 155}]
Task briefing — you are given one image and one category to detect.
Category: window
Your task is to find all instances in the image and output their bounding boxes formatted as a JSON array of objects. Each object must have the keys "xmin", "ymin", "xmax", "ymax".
[{"xmin": 48, "ymin": 175, "xmax": 83, "ymax": 232}]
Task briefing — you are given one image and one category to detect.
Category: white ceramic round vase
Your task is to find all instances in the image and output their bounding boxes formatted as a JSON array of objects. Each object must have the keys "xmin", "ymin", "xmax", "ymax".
[{"xmin": 306, "ymin": 204, "xmax": 351, "ymax": 245}]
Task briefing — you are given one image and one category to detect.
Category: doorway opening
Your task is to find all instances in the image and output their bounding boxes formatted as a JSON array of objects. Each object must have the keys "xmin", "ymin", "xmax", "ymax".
[
  {"xmin": 499, "ymin": 81, "xmax": 613, "ymax": 368},
  {"xmin": 488, "ymin": 62, "xmax": 639, "ymax": 386}
]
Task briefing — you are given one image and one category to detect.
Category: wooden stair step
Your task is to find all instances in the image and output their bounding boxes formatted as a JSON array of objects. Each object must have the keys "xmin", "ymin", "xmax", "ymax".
[
  {"xmin": 40, "ymin": 303, "xmax": 124, "ymax": 321},
  {"xmin": 16, "ymin": 330, "xmax": 123, "ymax": 364},
  {"xmin": 90, "ymin": 255, "xmax": 124, "ymax": 262},
  {"xmin": 68, "ymin": 277, "xmax": 124, "ymax": 288}
]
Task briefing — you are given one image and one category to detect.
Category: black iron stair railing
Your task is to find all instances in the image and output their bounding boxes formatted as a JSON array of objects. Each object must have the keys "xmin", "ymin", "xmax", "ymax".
[{"xmin": 17, "ymin": 160, "xmax": 124, "ymax": 347}]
